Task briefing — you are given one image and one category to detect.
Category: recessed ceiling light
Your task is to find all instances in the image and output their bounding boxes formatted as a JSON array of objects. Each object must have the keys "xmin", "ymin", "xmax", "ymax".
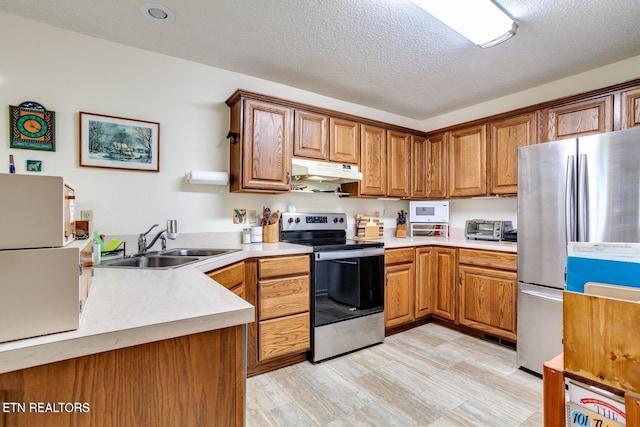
[{"xmin": 140, "ymin": 2, "xmax": 176, "ymax": 23}]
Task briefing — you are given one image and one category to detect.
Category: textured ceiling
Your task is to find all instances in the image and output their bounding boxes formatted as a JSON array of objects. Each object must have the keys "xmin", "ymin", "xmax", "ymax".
[{"xmin": 1, "ymin": 0, "xmax": 639, "ymax": 120}]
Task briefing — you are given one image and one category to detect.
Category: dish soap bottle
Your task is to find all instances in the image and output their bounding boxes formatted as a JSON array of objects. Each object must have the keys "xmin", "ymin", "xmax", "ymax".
[{"xmin": 9, "ymin": 155, "xmax": 15, "ymax": 173}]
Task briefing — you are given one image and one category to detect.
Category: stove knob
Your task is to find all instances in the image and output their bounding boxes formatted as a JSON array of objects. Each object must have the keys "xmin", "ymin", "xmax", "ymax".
[
  {"xmin": 333, "ymin": 218, "xmax": 339, "ymax": 223},
  {"xmin": 288, "ymin": 218, "xmax": 293, "ymax": 224},
  {"xmin": 295, "ymin": 218, "xmax": 301, "ymax": 223},
  {"xmin": 339, "ymin": 218, "xmax": 344, "ymax": 223}
]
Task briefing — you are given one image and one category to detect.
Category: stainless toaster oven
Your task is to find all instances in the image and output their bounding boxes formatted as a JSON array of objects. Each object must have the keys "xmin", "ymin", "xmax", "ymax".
[{"xmin": 465, "ymin": 219, "xmax": 513, "ymax": 241}]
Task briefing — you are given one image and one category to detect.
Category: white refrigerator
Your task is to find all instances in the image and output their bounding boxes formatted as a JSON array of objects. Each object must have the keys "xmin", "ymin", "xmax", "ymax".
[{"xmin": 516, "ymin": 127, "xmax": 640, "ymax": 375}]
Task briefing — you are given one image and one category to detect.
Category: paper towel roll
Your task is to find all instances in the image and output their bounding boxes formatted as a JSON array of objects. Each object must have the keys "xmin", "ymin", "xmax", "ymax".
[{"xmin": 185, "ymin": 171, "xmax": 229, "ymax": 185}]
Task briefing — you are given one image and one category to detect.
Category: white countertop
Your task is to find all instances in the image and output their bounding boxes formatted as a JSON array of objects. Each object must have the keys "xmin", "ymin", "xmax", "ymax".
[{"xmin": 0, "ymin": 235, "xmax": 513, "ymax": 374}]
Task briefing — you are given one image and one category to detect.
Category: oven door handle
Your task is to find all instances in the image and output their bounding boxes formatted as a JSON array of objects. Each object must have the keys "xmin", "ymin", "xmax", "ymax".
[
  {"xmin": 315, "ymin": 248, "xmax": 385, "ymax": 261},
  {"xmin": 329, "ymin": 259, "xmax": 359, "ymax": 265}
]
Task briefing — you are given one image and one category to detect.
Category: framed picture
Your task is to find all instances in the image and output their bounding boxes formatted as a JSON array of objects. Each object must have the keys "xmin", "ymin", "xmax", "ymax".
[
  {"xmin": 10, "ymin": 101, "xmax": 56, "ymax": 151},
  {"xmin": 79, "ymin": 112, "xmax": 160, "ymax": 172}
]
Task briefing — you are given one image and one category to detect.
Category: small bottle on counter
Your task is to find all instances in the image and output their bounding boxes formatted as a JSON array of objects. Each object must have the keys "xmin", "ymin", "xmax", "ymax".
[
  {"xmin": 92, "ymin": 241, "xmax": 102, "ymax": 264},
  {"xmin": 242, "ymin": 228, "xmax": 251, "ymax": 244}
]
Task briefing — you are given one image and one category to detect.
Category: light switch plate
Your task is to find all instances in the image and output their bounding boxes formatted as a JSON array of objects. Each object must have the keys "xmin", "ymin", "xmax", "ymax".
[
  {"xmin": 247, "ymin": 210, "xmax": 257, "ymax": 224},
  {"xmin": 80, "ymin": 210, "xmax": 93, "ymax": 221}
]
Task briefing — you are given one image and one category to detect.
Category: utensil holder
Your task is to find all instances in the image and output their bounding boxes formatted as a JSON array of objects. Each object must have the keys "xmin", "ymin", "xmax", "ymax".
[
  {"xmin": 263, "ymin": 223, "xmax": 279, "ymax": 243},
  {"xmin": 396, "ymin": 224, "xmax": 407, "ymax": 238}
]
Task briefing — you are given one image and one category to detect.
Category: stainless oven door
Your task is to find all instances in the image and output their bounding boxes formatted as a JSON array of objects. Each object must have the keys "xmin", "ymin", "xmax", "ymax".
[{"xmin": 313, "ymin": 248, "xmax": 384, "ymax": 327}]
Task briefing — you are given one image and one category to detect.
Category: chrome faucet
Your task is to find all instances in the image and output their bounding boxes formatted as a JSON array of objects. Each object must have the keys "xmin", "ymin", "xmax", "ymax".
[{"xmin": 137, "ymin": 220, "xmax": 178, "ymax": 254}]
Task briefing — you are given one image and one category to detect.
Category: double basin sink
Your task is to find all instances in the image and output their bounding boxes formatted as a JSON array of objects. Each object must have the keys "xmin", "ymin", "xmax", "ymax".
[{"xmin": 100, "ymin": 248, "xmax": 239, "ymax": 270}]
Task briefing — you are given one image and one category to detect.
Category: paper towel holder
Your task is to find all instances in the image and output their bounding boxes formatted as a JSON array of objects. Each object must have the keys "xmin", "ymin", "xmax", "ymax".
[{"xmin": 184, "ymin": 170, "xmax": 229, "ymax": 185}]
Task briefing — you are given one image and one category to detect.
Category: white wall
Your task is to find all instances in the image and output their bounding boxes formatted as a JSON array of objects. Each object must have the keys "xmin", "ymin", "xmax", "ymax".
[{"xmin": 2, "ymin": 12, "xmax": 635, "ymax": 237}]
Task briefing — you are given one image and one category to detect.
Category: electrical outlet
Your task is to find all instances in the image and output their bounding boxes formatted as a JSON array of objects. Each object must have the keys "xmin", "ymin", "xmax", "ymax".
[{"xmin": 80, "ymin": 210, "xmax": 93, "ymax": 221}]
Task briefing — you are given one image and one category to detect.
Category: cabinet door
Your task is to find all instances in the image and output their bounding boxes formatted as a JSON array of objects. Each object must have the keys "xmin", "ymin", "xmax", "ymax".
[
  {"xmin": 385, "ymin": 262, "xmax": 415, "ymax": 328},
  {"xmin": 415, "ymin": 247, "xmax": 435, "ymax": 318},
  {"xmin": 387, "ymin": 130, "xmax": 411, "ymax": 198},
  {"xmin": 432, "ymin": 247, "xmax": 457, "ymax": 321},
  {"xmin": 427, "ymin": 133, "xmax": 448, "ymax": 198},
  {"xmin": 448, "ymin": 125, "xmax": 487, "ymax": 197},
  {"xmin": 458, "ymin": 265, "xmax": 517, "ymax": 341},
  {"xmin": 539, "ymin": 95, "xmax": 613, "ymax": 142},
  {"xmin": 207, "ymin": 261, "xmax": 246, "ymax": 300},
  {"xmin": 242, "ymin": 99, "xmax": 292, "ymax": 191},
  {"xmin": 360, "ymin": 125, "xmax": 387, "ymax": 196},
  {"xmin": 621, "ymin": 86, "xmax": 640, "ymax": 129},
  {"xmin": 329, "ymin": 117, "xmax": 359, "ymax": 164},
  {"xmin": 410, "ymin": 135, "xmax": 428, "ymax": 198},
  {"xmin": 489, "ymin": 113, "xmax": 537, "ymax": 195},
  {"xmin": 294, "ymin": 110, "xmax": 328, "ymax": 160},
  {"xmin": 259, "ymin": 312, "xmax": 310, "ymax": 361}
]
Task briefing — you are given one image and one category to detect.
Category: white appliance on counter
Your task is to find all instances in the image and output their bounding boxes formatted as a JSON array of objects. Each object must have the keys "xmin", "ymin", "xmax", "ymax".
[
  {"xmin": 0, "ymin": 173, "xmax": 76, "ymax": 249},
  {"xmin": 0, "ymin": 242, "xmax": 92, "ymax": 343},
  {"xmin": 0, "ymin": 173, "xmax": 89, "ymax": 343},
  {"xmin": 517, "ymin": 128, "xmax": 640, "ymax": 375}
]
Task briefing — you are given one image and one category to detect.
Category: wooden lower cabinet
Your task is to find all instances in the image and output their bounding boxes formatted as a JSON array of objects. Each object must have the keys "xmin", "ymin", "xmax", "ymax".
[
  {"xmin": 415, "ymin": 247, "xmax": 457, "ymax": 321},
  {"xmin": 384, "ymin": 248, "xmax": 415, "ymax": 328},
  {"xmin": 245, "ymin": 254, "xmax": 311, "ymax": 376},
  {"xmin": 457, "ymin": 249, "xmax": 517, "ymax": 341},
  {"xmin": 207, "ymin": 261, "xmax": 245, "ymax": 298},
  {"xmin": 0, "ymin": 327, "xmax": 245, "ymax": 427}
]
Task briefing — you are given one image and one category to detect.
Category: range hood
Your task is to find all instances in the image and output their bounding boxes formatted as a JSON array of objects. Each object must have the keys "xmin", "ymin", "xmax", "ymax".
[{"xmin": 291, "ymin": 158, "xmax": 362, "ymax": 183}]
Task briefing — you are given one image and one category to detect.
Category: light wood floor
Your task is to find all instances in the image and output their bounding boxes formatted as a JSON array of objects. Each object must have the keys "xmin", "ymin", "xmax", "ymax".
[{"xmin": 246, "ymin": 323, "xmax": 544, "ymax": 426}]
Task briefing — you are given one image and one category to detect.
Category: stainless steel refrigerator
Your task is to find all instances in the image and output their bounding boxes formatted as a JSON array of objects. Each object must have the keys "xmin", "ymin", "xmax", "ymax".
[{"xmin": 517, "ymin": 127, "xmax": 640, "ymax": 375}]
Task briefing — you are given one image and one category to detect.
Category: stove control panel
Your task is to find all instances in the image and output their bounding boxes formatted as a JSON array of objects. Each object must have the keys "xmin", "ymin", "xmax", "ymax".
[{"xmin": 281, "ymin": 213, "xmax": 347, "ymax": 231}]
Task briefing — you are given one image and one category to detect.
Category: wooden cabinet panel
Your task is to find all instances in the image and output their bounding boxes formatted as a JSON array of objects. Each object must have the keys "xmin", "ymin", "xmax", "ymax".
[
  {"xmin": 621, "ymin": 86, "xmax": 640, "ymax": 129},
  {"xmin": 448, "ymin": 124, "xmax": 487, "ymax": 197},
  {"xmin": 458, "ymin": 249, "xmax": 517, "ymax": 271},
  {"xmin": 207, "ymin": 261, "xmax": 246, "ymax": 299},
  {"xmin": 258, "ymin": 275, "xmax": 309, "ymax": 320},
  {"xmin": 410, "ymin": 135, "xmax": 428, "ymax": 198},
  {"xmin": 259, "ymin": 312, "xmax": 310, "ymax": 361},
  {"xmin": 540, "ymin": 95, "xmax": 613, "ymax": 142},
  {"xmin": 427, "ymin": 133, "xmax": 448, "ymax": 198},
  {"xmin": 387, "ymin": 130, "xmax": 411, "ymax": 198},
  {"xmin": 258, "ymin": 255, "xmax": 310, "ymax": 279},
  {"xmin": 294, "ymin": 110, "xmax": 328, "ymax": 160},
  {"xmin": 230, "ymin": 99, "xmax": 293, "ymax": 192},
  {"xmin": 489, "ymin": 113, "xmax": 536, "ymax": 195},
  {"xmin": 385, "ymin": 247, "xmax": 415, "ymax": 265},
  {"xmin": 385, "ymin": 262, "xmax": 415, "ymax": 328},
  {"xmin": 360, "ymin": 125, "xmax": 387, "ymax": 196},
  {"xmin": 415, "ymin": 247, "xmax": 435, "ymax": 318},
  {"xmin": 458, "ymin": 265, "xmax": 517, "ymax": 341},
  {"xmin": 432, "ymin": 247, "xmax": 457, "ymax": 322},
  {"xmin": 329, "ymin": 117, "xmax": 359, "ymax": 164},
  {"xmin": 0, "ymin": 327, "xmax": 245, "ymax": 427}
]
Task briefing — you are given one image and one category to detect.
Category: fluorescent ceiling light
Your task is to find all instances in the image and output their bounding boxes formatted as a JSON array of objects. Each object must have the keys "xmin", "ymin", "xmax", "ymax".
[{"xmin": 410, "ymin": 0, "xmax": 517, "ymax": 48}]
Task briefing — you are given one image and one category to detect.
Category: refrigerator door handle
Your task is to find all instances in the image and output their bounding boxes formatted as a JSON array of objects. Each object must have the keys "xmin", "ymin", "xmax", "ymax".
[
  {"xmin": 578, "ymin": 153, "xmax": 588, "ymax": 242},
  {"xmin": 565, "ymin": 155, "xmax": 576, "ymax": 243},
  {"xmin": 521, "ymin": 289, "xmax": 564, "ymax": 303}
]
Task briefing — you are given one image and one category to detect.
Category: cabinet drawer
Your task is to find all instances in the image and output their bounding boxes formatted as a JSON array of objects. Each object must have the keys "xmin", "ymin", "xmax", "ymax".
[
  {"xmin": 207, "ymin": 261, "xmax": 244, "ymax": 290},
  {"xmin": 259, "ymin": 275, "xmax": 309, "ymax": 320},
  {"xmin": 458, "ymin": 249, "xmax": 517, "ymax": 271},
  {"xmin": 259, "ymin": 312, "xmax": 310, "ymax": 361},
  {"xmin": 385, "ymin": 247, "xmax": 415, "ymax": 265},
  {"xmin": 258, "ymin": 255, "xmax": 310, "ymax": 279}
]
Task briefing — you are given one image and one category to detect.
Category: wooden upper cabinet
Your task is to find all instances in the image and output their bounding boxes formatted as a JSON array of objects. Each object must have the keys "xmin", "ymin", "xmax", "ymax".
[
  {"xmin": 294, "ymin": 110, "xmax": 328, "ymax": 160},
  {"xmin": 329, "ymin": 118, "xmax": 360, "ymax": 164},
  {"xmin": 489, "ymin": 113, "xmax": 537, "ymax": 195},
  {"xmin": 359, "ymin": 124, "xmax": 387, "ymax": 196},
  {"xmin": 539, "ymin": 95, "xmax": 613, "ymax": 142},
  {"xmin": 228, "ymin": 95, "xmax": 292, "ymax": 193},
  {"xmin": 427, "ymin": 133, "xmax": 448, "ymax": 199},
  {"xmin": 448, "ymin": 124, "xmax": 487, "ymax": 197},
  {"xmin": 410, "ymin": 135, "xmax": 428, "ymax": 198},
  {"xmin": 387, "ymin": 130, "xmax": 411, "ymax": 198},
  {"xmin": 621, "ymin": 86, "xmax": 640, "ymax": 129}
]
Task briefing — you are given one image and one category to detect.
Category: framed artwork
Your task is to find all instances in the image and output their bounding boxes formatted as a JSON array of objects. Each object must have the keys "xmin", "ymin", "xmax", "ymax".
[
  {"xmin": 79, "ymin": 112, "xmax": 160, "ymax": 172},
  {"xmin": 10, "ymin": 101, "xmax": 56, "ymax": 151}
]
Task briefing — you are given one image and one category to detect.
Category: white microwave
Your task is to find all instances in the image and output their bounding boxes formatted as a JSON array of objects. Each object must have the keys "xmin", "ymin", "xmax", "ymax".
[{"xmin": 409, "ymin": 201, "xmax": 449, "ymax": 223}]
